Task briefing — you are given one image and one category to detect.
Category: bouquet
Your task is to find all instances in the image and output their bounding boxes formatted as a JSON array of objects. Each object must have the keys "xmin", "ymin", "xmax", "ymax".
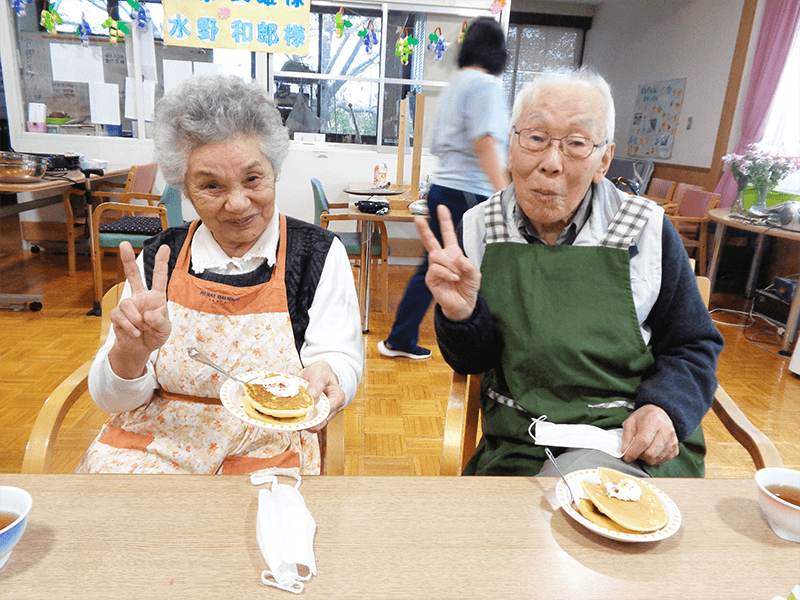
[{"xmin": 723, "ymin": 144, "xmax": 800, "ymax": 195}]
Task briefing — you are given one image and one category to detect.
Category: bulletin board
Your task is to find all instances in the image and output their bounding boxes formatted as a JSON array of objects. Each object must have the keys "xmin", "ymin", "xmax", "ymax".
[
  {"xmin": 627, "ymin": 78, "xmax": 685, "ymax": 160},
  {"xmin": 162, "ymin": 0, "xmax": 310, "ymax": 54}
]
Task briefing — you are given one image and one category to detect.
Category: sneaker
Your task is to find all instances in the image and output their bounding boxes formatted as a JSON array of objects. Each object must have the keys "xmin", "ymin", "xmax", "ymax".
[{"xmin": 377, "ymin": 341, "xmax": 432, "ymax": 360}]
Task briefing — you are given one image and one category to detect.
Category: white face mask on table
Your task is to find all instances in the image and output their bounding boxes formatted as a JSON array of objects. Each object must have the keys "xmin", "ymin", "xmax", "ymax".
[{"xmin": 251, "ymin": 469, "xmax": 317, "ymax": 594}]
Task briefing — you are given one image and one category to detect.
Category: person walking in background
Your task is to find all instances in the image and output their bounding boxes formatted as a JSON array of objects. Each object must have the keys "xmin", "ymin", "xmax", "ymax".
[{"xmin": 378, "ymin": 17, "xmax": 511, "ymax": 359}]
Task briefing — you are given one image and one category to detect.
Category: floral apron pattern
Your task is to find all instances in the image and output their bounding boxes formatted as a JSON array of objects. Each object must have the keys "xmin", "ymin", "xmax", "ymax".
[{"xmin": 76, "ymin": 216, "xmax": 321, "ymax": 475}]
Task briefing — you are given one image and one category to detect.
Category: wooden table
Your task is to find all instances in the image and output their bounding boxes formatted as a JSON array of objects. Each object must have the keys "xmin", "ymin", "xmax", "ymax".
[
  {"xmin": 0, "ymin": 167, "xmax": 130, "ymax": 311},
  {"xmin": 708, "ymin": 207, "xmax": 800, "ymax": 353},
  {"xmin": 344, "ymin": 185, "xmax": 419, "ymax": 332},
  {"xmin": 1, "ymin": 474, "xmax": 796, "ymax": 599}
]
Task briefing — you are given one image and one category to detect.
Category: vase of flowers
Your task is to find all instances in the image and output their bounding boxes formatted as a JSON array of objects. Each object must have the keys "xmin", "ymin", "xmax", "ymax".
[{"xmin": 723, "ymin": 144, "xmax": 800, "ymax": 215}]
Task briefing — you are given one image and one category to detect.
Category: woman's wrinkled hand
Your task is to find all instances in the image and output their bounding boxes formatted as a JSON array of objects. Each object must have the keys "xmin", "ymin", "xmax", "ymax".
[
  {"xmin": 301, "ymin": 361, "xmax": 345, "ymax": 432},
  {"xmin": 108, "ymin": 241, "xmax": 171, "ymax": 379},
  {"xmin": 416, "ymin": 205, "xmax": 481, "ymax": 322}
]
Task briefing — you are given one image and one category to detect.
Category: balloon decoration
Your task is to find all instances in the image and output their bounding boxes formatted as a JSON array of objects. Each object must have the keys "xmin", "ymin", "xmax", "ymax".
[
  {"xmin": 101, "ymin": 16, "xmax": 130, "ymax": 44},
  {"xmin": 426, "ymin": 27, "xmax": 448, "ymax": 61},
  {"xmin": 335, "ymin": 8, "xmax": 352, "ymax": 38},
  {"xmin": 358, "ymin": 20, "xmax": 378, "ymax": 53},
  {"xmin": 395, "ymin": 29, "xmax": 418, "ymax": 65},
  {"xmin": 490, "ymin": 0, "xmax": 506, "ymax": 14},
  {"xmin": 458, "ymin": 20, "xmax": 467, "ymax": 45},
  {"xmin": 76, "ymin": 13, "xmax": 91, "ymax": 46},
  {"xmin": 39, "ymin": 0, "xmax": 62, "ymax": 34},
  {"xmin": 11, "ymin": 0, "xmax": 30, "ymax": 18}
]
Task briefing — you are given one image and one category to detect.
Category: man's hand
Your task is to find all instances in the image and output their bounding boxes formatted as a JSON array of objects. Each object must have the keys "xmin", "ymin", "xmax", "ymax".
[
  {"xmin": 108, "ymin": 241, "xmax": 171, "ymax": 379},
  {"xmin": 621, "ymin": 404, "xmax": 679, "ymax": 466},
  {"xmin": 416, "ymin": 205, "xmax": 481, "ymax": 322},
  {"xmin": 302, "ymin": 361, "xmax": 345, "ymax": 432}
]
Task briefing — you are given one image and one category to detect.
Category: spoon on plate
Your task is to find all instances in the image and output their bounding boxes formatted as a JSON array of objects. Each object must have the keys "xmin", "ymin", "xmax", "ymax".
[
  {"xmin": 545, "ymin": 447, "xmax": 578, "ymax": 509},
  {"xmin": 186, "ymin": 348, "xmax": 262, "ymax": 396}
]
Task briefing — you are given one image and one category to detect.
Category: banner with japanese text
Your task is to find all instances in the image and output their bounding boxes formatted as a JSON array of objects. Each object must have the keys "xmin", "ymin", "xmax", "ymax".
[{"xmin": 162, "ymin": 0, "xmax": 310, "ymax": 54}]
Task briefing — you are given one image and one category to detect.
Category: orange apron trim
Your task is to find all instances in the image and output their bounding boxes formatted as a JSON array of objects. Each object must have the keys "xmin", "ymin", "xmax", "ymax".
[
  {"xmin": 156, "ymin": 388, "xmax": 222, "ymax": 405},
  {"xmin": 220, "ymin": 450, "xmax": 301, "ymax": 474},
  {"xmin": 98, "ymin": 427, "xmax": 155, "ymax": 452},
  {"xmin": 166, "ymin": 217, "xmax": 289, "ymax": 315}
]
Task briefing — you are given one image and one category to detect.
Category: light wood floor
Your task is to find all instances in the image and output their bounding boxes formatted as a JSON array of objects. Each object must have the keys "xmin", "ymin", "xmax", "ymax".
[{"xmin": 1, "ymin": 212, "xmax": 798, "ymax": 477}]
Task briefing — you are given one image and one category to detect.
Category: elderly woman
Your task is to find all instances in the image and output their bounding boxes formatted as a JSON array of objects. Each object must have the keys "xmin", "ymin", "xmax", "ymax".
[{"xmin": 76, "ymin": 75, "xmax": 363, "ymax": 475}]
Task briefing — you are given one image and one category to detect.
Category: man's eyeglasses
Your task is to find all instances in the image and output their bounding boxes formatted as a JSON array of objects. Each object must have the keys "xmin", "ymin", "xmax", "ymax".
[{"xmin": 514, "ymin": 128, "xmax": 607, "ymax": 159}]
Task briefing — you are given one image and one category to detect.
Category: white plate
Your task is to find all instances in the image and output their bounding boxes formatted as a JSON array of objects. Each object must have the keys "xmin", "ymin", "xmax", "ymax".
[
  {"xmin": 220, "ymin": 372, "xmax": 330, "ymax": 432},
  {"xmin": 556, "ymin": 468, "xmax": 682, "ymax": 543}
]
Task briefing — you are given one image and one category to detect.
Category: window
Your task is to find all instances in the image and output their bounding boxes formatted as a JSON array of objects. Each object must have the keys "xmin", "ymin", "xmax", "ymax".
[
  {"xmin": 761, "ymin": 24, "xmax": 800, "ymax": 195},
  {"xmin": 3, "ymin": 1, "xmax": 496, "ymax": 143},
  {"xmin": 271, "ymin": 7, "xmax": 480, "ymax": 147},
  {"xmin": 503, "ymin": 13, "xmax": 590, "ymax": 107}
]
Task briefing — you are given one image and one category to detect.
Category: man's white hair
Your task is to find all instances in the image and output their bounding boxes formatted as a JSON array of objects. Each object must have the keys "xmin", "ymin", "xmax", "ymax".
[{"xmin": 510, "ymin": 67, "xmax": 616, "ymax": 144}]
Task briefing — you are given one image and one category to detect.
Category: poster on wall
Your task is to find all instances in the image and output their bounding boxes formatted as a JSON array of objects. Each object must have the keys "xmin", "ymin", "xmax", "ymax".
[
  {"xmin": 162, "ymin": 0, "xmax": 310, "ymax": 55},
  {"xmin": 627, "ymin": 78, "xmax": 685, "ymax": 159}
]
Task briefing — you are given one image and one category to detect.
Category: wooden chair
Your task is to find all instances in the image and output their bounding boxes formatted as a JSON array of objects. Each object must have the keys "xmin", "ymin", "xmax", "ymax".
[
  {"xmin": 89, "ymin": 186, "xmax": 182, "ymax": 315},
  {"xmin": 311, "ymin": 177, "xmax": 392, "ymax": 312},
  {"xmin": 61, "ymin": 163, "xmax": 159, "ymax": 278},
  {"xmin": 665, "ymin": 188, "xmax": 721, "ymax": 276},
  {"xmin": 642, "ymin": 178, "xmax": 677, "ymax": 204},
  {"xmin": 440, "ymin": 276, "xmax": 783, "ymax": 476},
  {"xmin": 661, "ymin": 182, "xmax": 703, "ymax": 215},
  {"xmin": 21, "ymin": 282, "xmax": 344, "ymax": 475}
]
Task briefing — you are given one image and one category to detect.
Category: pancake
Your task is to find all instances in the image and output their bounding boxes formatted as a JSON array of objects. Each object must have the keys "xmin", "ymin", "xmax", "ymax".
[
  {"xmin": 240, "ymin": 373, "xmax": 314, "ymax": 421},
  {"xmin": 580, "ymin": 468, "xmax": 668, "ymax": 533},
  {"xmin": 576, "ymin": 498, "xmax": 639, "ymax": 535}
]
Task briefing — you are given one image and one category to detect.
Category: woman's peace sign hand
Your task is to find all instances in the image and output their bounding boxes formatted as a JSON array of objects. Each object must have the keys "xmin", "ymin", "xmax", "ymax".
[
  {"xmin": 107, "ymin": 241, "xmax": 171, "ymax": 379},
  {"xmin": 415, "ymin": 205, "xmax": 481, "ymax": 322}
]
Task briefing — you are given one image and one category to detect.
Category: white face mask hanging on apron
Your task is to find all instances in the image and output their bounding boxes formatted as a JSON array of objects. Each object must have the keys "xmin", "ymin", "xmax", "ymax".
[{"xmin": 251, "ymin": 469, "xmax": 317, "ymax": 594}]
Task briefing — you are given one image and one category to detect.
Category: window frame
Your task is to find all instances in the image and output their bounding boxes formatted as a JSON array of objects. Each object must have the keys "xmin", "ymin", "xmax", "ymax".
[{"xmin": 0, "ymin": 0, "xmax": 505, "ymax": 150}]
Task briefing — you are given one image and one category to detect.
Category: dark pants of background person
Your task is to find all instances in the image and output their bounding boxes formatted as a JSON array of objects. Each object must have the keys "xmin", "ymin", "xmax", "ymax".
[{"xmin": 385, "ymin": 184, "xmax": 489, "ymax": 352}]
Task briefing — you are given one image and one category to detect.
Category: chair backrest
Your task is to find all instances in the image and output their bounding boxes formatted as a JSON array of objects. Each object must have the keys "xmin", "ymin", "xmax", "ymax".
[
  {"xmin": 646, "ymin": 178, "xmax": 677, "ymax": 202},
  {"xmin": 440, "ymin": 275, "xmax": 783, "ymax": 476},
  {"xmin": 310, "ymin": 177, "xmax": 329, "ymax": 226},
  {"xmin": 159, "ymin": 185, "xmax": 183, "ymax": 227},
  {"xmin": 127, "ymin": 162, "xmax": 159, "ymax": 194},
  {"xmin": 677, "ymin": 188, "xmax": 721, "ymax": 218}
]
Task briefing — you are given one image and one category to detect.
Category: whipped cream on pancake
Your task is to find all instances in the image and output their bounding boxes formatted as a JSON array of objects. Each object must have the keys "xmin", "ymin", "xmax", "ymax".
[
  {"xmin": 604, "ymin": 478, "xmax": 643, "ymax": 502},
  {"xmin": 260, "ymin": 375, "xmax": 303, "ymax": 398}
]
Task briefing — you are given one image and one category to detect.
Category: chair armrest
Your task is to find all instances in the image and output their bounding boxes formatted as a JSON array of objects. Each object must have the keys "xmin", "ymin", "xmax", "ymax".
[
  {"xmin": 320, "ymin": 409, "xmax": 345, "ymax": 476},
  {"xmin": 328, "ymin": 202, "xmax": 350, "ymax": 210},
  {"xmin": 668, "ymin": 215, "xmax": 706, "ymax": 224},
  {"xmin": 441, "ymin": 372, "xmax": 469, "ymax": 476},
  {"xmin": 321, "ymin": 213, "xmax": 358, "ymax": 222},
  {"xmin": 95, "ymin": 202, "xmax": 167, "ymax": 224},
  {"xmin": 21, "ymin": 359, "xmax": 93, "ymax": 474},
  {"xmin": 119, "ymin": 191, "xmax": 162, "ymax": 207},
  {"xmin": 711, "ymin": 385, "xmax": 783, "ymax": 470}
]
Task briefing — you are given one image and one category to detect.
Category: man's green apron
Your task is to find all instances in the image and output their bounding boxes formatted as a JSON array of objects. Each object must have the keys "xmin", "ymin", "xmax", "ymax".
[{"xmin": 463, "ymin": 194, "xmax": 705, "ymax": 477}]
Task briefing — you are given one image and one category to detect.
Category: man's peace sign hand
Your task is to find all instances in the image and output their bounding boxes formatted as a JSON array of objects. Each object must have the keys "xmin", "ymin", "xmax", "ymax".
[
  {"xmin": 415, "ymin": 205, "xmax": 481, "ymax": 322},
  {"xmin": 107, "ymin": 241, "xmax": 171, "ymax": 379}
]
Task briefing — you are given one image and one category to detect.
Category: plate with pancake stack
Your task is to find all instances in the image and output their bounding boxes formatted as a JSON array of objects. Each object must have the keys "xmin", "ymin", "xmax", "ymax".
[
  {"xmin": 220, "ymin": 371, "xmax": 330, "ymax": 432},
  {"xmin": 556, "ymin": 467, "xmax": 681, "ymax": 542}
]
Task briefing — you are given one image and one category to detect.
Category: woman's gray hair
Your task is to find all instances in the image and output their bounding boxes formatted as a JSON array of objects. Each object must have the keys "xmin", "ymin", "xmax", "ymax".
[
  {"xmin": 510, "ymin": 66, "xmax": 616, "ymax": 145},
  {"xmin": 153, "ymin": 75, "xmax": 290, "ymax": 191}
]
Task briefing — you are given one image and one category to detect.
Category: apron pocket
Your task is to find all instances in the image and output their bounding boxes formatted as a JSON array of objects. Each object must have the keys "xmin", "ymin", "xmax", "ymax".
[{"xmin": 98, "ymin": 427, "xmax": 155, "ymax": 451}]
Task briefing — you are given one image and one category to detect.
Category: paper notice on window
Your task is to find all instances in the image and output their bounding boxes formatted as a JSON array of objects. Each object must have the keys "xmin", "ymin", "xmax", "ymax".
[
  {"xmin": 89, "ymin": 82, "xmax": 121, "ymax": 125},
  {"xmin": 50, "ymin": 43, "xmax": 104, "ymax": 83},
  {"xmin": 124, "ymin": 78, "xmax": 156, "ymax": 120},
  {"xmin": 162, "ymin": 59, "xmax": 194, "ymax": 96},
  {"xmin": 193, "ymin": 61, "xmax": 226, "ymax": 77}
]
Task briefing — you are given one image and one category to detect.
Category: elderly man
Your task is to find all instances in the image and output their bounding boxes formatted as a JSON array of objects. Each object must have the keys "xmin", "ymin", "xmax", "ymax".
[{"xmin": 418, "ymin": 68, "xmax": 723, "ymax": 477}]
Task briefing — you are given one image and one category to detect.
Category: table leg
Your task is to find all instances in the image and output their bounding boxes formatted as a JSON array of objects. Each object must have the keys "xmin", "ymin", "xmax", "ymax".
[
  {"xmin": 360, "ymin": 221, "xmax": 374, "ymax": 333},
  {"xmin": 780, "ymin": 251, "xmax": 800, "ymax": 355},
  {"xmin": 745, "ymin": 234, "xmax": 766, "ymax": 298},
  {"xmin": 707, "ymin": 223, "xmax": 726, "ymax": 296}
]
